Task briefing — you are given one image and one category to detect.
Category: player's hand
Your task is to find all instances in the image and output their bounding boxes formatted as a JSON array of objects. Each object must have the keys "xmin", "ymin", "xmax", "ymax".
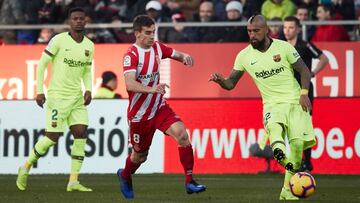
[
  {"xmin": 84, "ymin": 91, "xmax": 92, "ymax": 106},
  {"xmin": 208, "ymin": 73, "xmax": 225, "ymax": 84},
  {"xmin": 36, "ymin": 94, "xmax": 46, "ymax": 108},
  {"xmin": 152, "ymin": 83, "xmax": 169, "ymax": 95},
  {"xmin": 182, "ymin": 54, "xmax": 194, "ymax": 67},
  {"xmin": 299, "ymin": 95, "xmax": 312, "ymax": 112}
]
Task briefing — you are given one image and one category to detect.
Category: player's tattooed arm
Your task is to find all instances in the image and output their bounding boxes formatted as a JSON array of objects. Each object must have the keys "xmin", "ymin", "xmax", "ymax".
[
  {"xmin": 209, "ymin": 69, "xmax": 244, "ymax": 90},
  {"xmin": 292, "ymin": 58, "xmax": 311, "ymax": 90},
  {"xmin": 172, "ymin": 51, "xmax": 194, "ymax": 66},
  {"xmin": 292, "ymin": 58, "xmax": 312, "ymax": 112}
]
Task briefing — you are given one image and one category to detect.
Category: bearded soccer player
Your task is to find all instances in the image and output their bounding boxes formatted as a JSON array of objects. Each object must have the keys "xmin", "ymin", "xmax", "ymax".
[
  {"xmin": 16, "ymin": 7, "xmax": 94, "ymax": 192},
  {"xmin": 117, "ymin": 15, "xmax": 206, "ymax": 199},
  {"xmin": 209, "ymin": 15, "xmax": 316, "ymax": 200}
]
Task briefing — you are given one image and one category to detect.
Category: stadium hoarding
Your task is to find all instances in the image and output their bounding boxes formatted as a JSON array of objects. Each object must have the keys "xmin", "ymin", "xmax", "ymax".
[
  {"xmin": 0, "ymin": 100, "xmax": 164, "ymax": 174},
  {"xmin": 1, "ymin": 98, "xmax": 359, "ymax": 174},
  {"xmin": 0, "ymin": 42, "xmax": 359, "ymax": 99},
  {"xmin": 164, "ymin": 98, "xmax": 360, "ymax": 174}
]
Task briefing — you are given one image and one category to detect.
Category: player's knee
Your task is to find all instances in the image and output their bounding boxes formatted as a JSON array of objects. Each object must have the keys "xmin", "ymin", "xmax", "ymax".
[
  {"xmin": 70, "ymin": 125, "xmax": 88, "ymax": 138},
  {"xmin": 267, "ymin": 123, "xmax": 283, "ymax": 137},
  {"xmin": 176, "ymin": 129, "xmax": 190, "ymax": 147},
  {"xmin": 290, "ymin": 139, "xmax": 303, "ymax": 154},
  {"xmin": 131, "ymin": 151, "xmax": 148, "ymax": 164}
]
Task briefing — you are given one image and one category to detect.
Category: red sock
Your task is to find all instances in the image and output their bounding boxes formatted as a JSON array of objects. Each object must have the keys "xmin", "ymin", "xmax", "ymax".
[
  {"xmin": 121, "ymin": 155, "xmax": 141, "ymax": 181},
  {"xmin": 179, "ymin": 145, "xmax": 194, "ymax": 184}
]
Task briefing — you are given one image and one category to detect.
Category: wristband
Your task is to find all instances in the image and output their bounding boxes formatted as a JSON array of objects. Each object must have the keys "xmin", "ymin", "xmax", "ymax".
[{"xmin": 301, "ymin": 89, "xmax": 309, "ymax": 96}]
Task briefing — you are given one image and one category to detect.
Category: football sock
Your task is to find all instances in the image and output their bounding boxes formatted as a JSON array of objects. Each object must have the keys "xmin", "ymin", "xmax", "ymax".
[
  {"xmin": 283, "ymin": 138, "xmax": 303, "ymax": 188},
  {"xmin": 284, "ymin": 170, "xmax": 295, "ymax": 189},
  {"xmin": 268, "ymin": 123, "xmax": 285, "ymax": 154},
  {"xmin": 122, "ymin": 155, "xmax": 141, "ymax": 181},
  {"xmin": 26, "ymin": 136, "xmax": 56, "ymax": 170},
  {"xmin": 179, "ymin": 145, "xmax": 194, "ymax": 184},
  {"xmin": 69, "ymin": 139, "xmax": 86, "ymax": 182}
]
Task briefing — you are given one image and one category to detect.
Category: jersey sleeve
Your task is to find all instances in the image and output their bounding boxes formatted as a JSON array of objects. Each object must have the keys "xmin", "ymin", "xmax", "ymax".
[
  {"xmin": 45, "ymin": 34, "xmax": 60, "ymax": 56},
  {"xmin": 123, "ymin": 51, "xmax": 138, "ymax": 74},
  {"xmin": 157, "ymin": 41, "xmax": 174, "ymax": 59},
  {"xmin": 306, "ymin": 42, "xmax": 322, "ymax": 59},
  {"xmin": 233, "ymin": 51, "xmax": 245, "ymax": 71},
  {"xmin": 83, "ymin": 45, "xmax": 94, "ymax": 92},
  {"xmin": 285, "ymin": 42, "xmax": 301, "ymax": 65}
]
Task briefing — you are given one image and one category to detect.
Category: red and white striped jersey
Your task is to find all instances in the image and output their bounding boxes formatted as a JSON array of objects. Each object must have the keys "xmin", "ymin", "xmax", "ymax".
[{"xmin": 123, "ymin": 41, "xmax": 175, "ymax": 122}]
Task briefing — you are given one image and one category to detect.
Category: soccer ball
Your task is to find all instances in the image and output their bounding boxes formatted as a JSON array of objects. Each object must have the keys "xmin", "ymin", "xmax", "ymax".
[{"xmin": 289, "ymin": 172, "xmax": 316, "ymax": 198}]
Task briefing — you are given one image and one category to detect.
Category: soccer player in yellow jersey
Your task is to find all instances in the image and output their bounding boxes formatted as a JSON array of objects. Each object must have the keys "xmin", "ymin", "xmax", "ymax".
[
  {"xmin": 16, "ymin": 7, "xmax": 94, "ymax": 192},
  {"xmin": 209, "ymin": 15, "xmax": 316, "ymax": 200}
]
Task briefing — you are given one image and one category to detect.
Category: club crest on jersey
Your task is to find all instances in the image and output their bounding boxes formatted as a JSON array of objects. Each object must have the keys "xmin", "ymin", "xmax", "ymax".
[
  {"xmin": 273, "ymin": 54, "xmax": 281, "ymax": 62},
  {"xmin": 51, "ymin": 121, "xmax": 57, "ymax": 128},
  {"xmin": 85, "ymin": 50, "xmax": 90, "ymax": 57},
  {"xmin": 155, "ymin": 55, "xmax": 160, "ymax": 64},
  {"xmin": 124, "ymin": 55, "xmax": 131, "ymax": 67}
]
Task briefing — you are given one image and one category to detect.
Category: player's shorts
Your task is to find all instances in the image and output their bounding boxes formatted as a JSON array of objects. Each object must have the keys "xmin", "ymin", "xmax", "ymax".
[
  {"xmin": 128, "ymin": 104, "xmax": 181, "ymax": 153},
  {"xmin": 263, "ymin": 103, "xmax": 316, "ymax": 150},
  {"xmin": 45, "ymin": 96, "xmax": 88, "ymax": 133}
]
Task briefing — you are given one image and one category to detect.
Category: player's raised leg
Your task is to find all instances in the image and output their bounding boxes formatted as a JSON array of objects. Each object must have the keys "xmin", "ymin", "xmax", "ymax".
[
  {"xmin": 279, "ymin": 138, "xmax": 303, "ymax": 200},
  {"xmin": 268, "ymin": 123, "xmax": 294, "ymax": 171},
  {"xmin": 166, "ymin": 121, "xmax": 207, "ymax": 194},
  {"xmin": 16, "ymin": 133, "xmax": 58, "ymax": 191},
  {"xmin": 66, "ymin": 124, "xmax": 92, "ymax": 192}
]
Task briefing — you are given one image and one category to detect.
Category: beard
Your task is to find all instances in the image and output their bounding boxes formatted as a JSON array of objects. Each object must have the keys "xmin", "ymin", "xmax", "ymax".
[{"xmin": 250, "ymin": 38, "xmax": 265, "ymax": 50}]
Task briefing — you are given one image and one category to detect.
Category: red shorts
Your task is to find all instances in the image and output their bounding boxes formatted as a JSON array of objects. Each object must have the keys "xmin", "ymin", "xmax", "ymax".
[{"xmin": 128, "ymin": 104, "xmax": 181, "ymax": 153}]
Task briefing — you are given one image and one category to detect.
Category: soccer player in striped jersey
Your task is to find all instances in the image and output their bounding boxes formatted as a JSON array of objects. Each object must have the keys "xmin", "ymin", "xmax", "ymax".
[
  {"xmin": 116, "ymin": 15, "xmax": 206, "ymax": 199},
  {"xmin": 16, "ymin": 7, "xmax": 94, "ymax": 192}
]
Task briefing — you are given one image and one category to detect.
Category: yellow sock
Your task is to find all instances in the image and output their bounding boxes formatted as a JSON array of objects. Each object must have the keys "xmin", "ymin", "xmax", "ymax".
[
  {"xmin": 283, "ymin": 170, "xmax": 294, "ymax": 188},
  {"xmin": 69, "ymin": 173, "xmax": 79, "ymax": 182},
  {"xmin": 24, "ymin": 161, "xmax": 32, "ymax": 171}
]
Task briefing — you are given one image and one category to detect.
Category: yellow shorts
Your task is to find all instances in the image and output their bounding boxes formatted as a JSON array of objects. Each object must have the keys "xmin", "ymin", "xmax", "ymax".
[
  {"xmin": 45, "ymin": 96, "xmax": 88, "ymax": 133},
  {"xmin": 263, "ymin": 103, "xmax": 316, "ymax": 149}
]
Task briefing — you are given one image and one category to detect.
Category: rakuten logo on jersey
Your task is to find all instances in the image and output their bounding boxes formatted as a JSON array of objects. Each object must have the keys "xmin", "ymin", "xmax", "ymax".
[
  {"xmin": 63, "ymin": 58, "xmax": 91, "ymax": 67},
  {"xmin": 255, "ymin": 67, "xmax": 284, "ymax": 79}
]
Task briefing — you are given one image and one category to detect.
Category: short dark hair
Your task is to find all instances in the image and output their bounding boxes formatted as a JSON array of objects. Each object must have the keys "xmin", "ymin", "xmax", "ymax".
[
  {"xmin": 284, "ymin": 16, "xmax": 300, "ymax": 27},
  {"xmin": 68, "ymin": 7, "xmax": 85, "ymax": 18},
  {"xmin": 296, "ymin": 4, "xmax": 309, "ymax": 13},
  {"xmin": 318, "ymin": 3, "xmax": 335, "ymax": 17},
  {"xmin": 102, "ymin": 71, "xmax": 117, "ymax": 84},
  {"xmin": 133, "ymin": 15, "xmax": 155, "ymax": 32}
]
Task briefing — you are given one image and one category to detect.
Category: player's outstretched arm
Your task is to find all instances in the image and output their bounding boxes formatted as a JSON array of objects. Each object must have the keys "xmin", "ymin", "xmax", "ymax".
[
  {"xmin": 209, "ymin": 69, "xmax": 244, "ymax": 90},
  {"xmin": 124, "ymin": 71, "xmax": 169, "ymax": 94},
  {"xmin": 171, "ymin": 51, "xmax": 194, "ymax": 67},
  {"xmin": 292, "ymin": 58, "xmax": 312, "ymax": 112}
]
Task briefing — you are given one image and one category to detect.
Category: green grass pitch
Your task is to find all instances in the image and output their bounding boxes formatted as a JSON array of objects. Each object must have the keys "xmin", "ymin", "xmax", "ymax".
[{"xmin": 1, "ymin": 174, "xmax": 360, "ymax": 202}]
